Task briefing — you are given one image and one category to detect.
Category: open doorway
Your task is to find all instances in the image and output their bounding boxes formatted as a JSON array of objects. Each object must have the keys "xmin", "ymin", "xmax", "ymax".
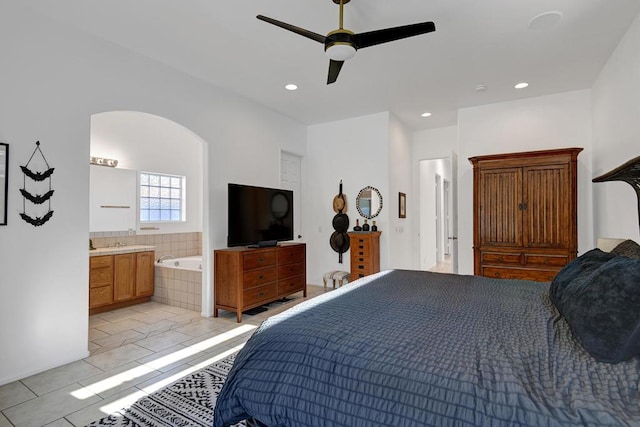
[
  {"xmin": 280, "ymin": 150, "xmax": 303, "ymax": 242},
  {"xmin": 89, "ymin": 111, "xmax": 212, "ymax": 316},
  {"xmin": 419, "ymin": 157, "xmax": 457, "ymax": 273}
]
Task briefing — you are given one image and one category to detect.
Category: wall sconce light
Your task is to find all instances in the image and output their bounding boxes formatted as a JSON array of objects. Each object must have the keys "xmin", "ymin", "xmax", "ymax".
[{"xmin": 90, "ymin": 156, "xmax": 119, "ymax": 168}]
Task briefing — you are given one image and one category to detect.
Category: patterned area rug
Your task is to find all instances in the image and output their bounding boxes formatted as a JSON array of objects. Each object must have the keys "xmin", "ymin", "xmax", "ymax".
[{"xmin": 86, "ymin": 354, "xmax": 245, "ymax": 427}]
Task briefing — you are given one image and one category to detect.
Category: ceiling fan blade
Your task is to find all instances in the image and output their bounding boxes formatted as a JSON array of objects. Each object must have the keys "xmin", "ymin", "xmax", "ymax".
[
  {"xmin": 351, "ymin": 21, "xmax": 436, "ymax": 49},
  {"xmin": 257, "ymin": 15, "xmax": 326, "ymax": 44},
  {"xmin": 327, "ymin": 60, "xmax": 344, "ymax": 84}
]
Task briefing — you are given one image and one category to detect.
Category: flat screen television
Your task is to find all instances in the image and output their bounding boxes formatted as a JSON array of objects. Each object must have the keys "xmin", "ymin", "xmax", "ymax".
[{"xmin": 227, "ymin": 183, "xmax": 294, "ymax": 247}]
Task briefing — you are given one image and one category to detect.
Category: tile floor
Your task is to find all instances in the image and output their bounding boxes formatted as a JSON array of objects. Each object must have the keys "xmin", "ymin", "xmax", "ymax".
[
  {"xmin": 0, "ymin": 285, "xmax": 325, "ymax": 427},
  {"xmin": 429, "ymin": 255, "xmax": 452, "ymax": 274}
]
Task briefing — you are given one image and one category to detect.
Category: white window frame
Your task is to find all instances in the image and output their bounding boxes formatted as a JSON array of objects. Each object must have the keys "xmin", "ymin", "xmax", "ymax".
[{"xmin": 139, "ymin": 171, "xmax": 186, "ymax": 223}]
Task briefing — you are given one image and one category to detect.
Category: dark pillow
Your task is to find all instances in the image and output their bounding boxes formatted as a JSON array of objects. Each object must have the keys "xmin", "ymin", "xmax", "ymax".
[
  {"xmin": 560, "ymin": 256, "xmax": 640, "ymax": 363},
  {"xmin": 549, "ymin": 249, "xmax": 616, "ymax": 313},
  {"xmin": 611, "ymin": 239, "xmax": 640, "ymax": 259}
]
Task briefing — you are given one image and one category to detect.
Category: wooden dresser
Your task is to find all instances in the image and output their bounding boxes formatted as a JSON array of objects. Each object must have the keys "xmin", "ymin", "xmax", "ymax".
[
  {"xmin": 348, "ymin": 232, "xmax": 381, "ymax": 280},
  {"xmin": 214, "ymin": 243, "xmax": 306, "ymax": 322},
  {"xmin": 469, "ymin": 148, "xmax": 582, "ymax": 282}
]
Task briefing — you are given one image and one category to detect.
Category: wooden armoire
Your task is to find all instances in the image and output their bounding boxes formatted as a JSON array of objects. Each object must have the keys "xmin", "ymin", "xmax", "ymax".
[{"xmin": 469, "ymin": 148, "xmax": 582, "ymax": 282}]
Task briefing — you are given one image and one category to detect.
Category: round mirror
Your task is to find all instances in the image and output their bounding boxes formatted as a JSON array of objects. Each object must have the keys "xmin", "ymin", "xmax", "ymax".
[{"xmin": 356, "ymin": 186, "xmax": 383, "ymax": 219}]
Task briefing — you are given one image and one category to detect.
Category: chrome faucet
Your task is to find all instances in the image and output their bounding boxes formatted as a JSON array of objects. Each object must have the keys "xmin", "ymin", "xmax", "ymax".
[{"xmin": 157, "ymin": 255, "xmax": 175, "ymax": 263}]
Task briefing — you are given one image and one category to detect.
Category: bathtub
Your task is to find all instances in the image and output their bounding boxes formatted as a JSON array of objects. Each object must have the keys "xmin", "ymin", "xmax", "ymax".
[
  {"xmin": 154, "ymin": 255, "xmax": 202, "ymax": 312},
  {"xmin": 156, "ymin": 255, "xmax": 202, "ymax": 271}
]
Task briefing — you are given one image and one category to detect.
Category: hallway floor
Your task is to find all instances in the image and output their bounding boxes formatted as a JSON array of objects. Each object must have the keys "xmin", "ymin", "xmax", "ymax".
[
  {"xmin": 429, "ymin": 254, "xmax": 452, "ymax": 273},
  {"xmin": 0, "ymin": 285, "xmax": 324, "ymax": 427}
]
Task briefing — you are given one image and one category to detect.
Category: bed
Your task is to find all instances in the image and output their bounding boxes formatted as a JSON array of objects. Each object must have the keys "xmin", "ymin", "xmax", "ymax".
[{"xmin": 214, "ymin": 241, "xmax": 640, "ymax": 427}]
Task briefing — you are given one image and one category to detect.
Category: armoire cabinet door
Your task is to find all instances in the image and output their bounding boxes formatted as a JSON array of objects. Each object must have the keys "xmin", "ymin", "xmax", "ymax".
[
  {"xmin": 523, "ymin": 164, "xmax": 571, "ymax": 248},
  {"xmin": 478, "ymin": 167, "xmax": 523, "ymax": 247}
]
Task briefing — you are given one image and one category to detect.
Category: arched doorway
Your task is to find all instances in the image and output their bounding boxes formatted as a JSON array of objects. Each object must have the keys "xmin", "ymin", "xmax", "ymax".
[{"xmin": 89, "ymin": 111, "xmax": 212, "ymax": 315}]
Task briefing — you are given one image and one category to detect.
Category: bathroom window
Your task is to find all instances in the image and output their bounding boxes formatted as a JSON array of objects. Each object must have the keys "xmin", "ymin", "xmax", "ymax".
[{"xmin": 139, "ymin": 172, "xmax": 185, "ymax": 222}]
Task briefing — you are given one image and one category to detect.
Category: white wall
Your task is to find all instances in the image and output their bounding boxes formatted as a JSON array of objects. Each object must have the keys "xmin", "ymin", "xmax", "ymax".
[
  {"xmin": 0, "ymin": 3, "xmax": 306, "ymax": 385},
  {"xmin": 388, "ymin": 115, "xmax": 414, "ymax": 269},
  {"xmin": 457, "ymin": 90, "xmax": 594, "ymax": 274},
  {"xmin": 91, "ymin": 111, "xmax": 203, "ymax": 234},
  {"xmin": 592, "ymin": 12, "xmax": 640, "ymax": 242},
  {"xmin": 305, "ymin": 112, "xmax": 390, "ymax": 285}
]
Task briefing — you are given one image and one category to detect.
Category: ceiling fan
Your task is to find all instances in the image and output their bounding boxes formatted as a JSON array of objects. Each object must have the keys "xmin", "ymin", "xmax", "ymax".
[{"xmin": 257, "ymin": 0, "xmax": 436, "ymax": 84}]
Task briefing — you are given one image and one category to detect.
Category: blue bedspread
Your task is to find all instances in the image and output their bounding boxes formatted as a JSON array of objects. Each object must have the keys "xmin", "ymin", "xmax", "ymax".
[{"xmin": 214, "ymin": 270, "xmax": 640, "ymax": 426}]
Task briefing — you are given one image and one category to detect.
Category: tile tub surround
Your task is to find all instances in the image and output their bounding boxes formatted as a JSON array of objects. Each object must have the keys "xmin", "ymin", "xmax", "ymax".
[
  {"xmin": 0, "ymin": 288, "xmax": 325, "ymax": 426},
  {"xmin": 154, "ymin": 264, "xmax": 202, "ymax": 312},
  {"xmin": 90, "ymin": 232, "xmax": 202, "ymax": 260}
]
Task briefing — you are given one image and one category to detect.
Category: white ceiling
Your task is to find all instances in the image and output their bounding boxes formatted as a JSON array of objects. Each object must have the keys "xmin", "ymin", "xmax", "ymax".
[{"xmin": 22, "ymin": 0, "xmax": 640, "ymax": 131}]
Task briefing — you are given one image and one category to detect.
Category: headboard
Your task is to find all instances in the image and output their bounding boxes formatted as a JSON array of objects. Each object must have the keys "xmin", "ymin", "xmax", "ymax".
[
  {"xmin": 597, "ymin": 238, "xmax": 626, "ymax": 252},
  {"xmin": 593, "ymin": 155, "xmax": 640, "ymax": 231}
]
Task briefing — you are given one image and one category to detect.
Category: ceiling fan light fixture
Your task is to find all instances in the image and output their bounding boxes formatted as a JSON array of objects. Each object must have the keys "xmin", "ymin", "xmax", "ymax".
[{"xmin": 325, "ymin": 43, "xmax": 357, "ymax": 61}]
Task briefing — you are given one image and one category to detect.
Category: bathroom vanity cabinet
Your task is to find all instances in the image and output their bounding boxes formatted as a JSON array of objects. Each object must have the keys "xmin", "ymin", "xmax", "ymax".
[{"xmin": 89, "ymin": 249, "xmax": 155, "ymax": 314}]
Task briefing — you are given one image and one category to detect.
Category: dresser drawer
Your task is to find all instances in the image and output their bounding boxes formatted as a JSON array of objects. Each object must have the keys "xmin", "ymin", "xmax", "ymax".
[
  {"xmin": 481, "ymin": 252, "xmax": 521, "ymax": 265},
  {"xmin": 278, "ymin": 275, "xmax": 305, "ymax": 294},
  {"xmin": 243, "ymin": 251, "xmax": 277, "ymax": 270},
  {"xmin": 351, "ymin": 238, "xmax": 372, "ymax": 255},
  {"xmin": 243, "ymin": 267, "xmax": 277, "ymax": 289},
  {"xmin": 482, "ymin": 267, "xmax": 558, "ymax": 282},
  {"xmin": 90, "ymin": 255, "xmax": 113, "ymax": 269},
  {"xmin": 278, "ymin": 245, "xmax": 305, "ymax": 264},
  {"xmin": 90, "ymin": 267, "xmax": 113, "ymax": 288},
  {"xmin": 90, "ymin": 285, "xmax": 113, "ymax": 307},
  {"xmin": 353, "ymin": 269, "xmax": 375, "ymax": 280},
  {"xmin": 278, "ymin": 262, "xmax": 304, "ymax": 279},
  {"xmin": 243, "ymin": 283, "xmax": 278, "ymax": 306},
  {"xmin": 524, "ymin": 254, "xmax": 569, "ymax": 267},
  {"xmin": 352, "ymin": 262, "xmax": 374, "ymax": 275},
  {"xmin": 351, "ymin": 250, "xmax": 373, "ymax": 267}
]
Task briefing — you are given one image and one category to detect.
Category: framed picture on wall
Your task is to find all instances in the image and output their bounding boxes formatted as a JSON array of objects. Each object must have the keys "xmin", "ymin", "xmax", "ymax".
[
  {"xmin": 0, "ymin": 143, "xmax": 8, "ymax": 226},
  {"xmin": 399, "ymin": 192, "xmax": 406, "ymax": 218}
]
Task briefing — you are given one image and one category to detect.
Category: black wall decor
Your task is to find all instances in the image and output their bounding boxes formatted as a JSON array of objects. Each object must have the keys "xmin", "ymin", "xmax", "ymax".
[
  {"xmin": 20, "ymin": 141, "xmax": 54, "ymax": 227},
  {"xmin": 330, "ymin": 180, "xmax": 350, "ymax": 263}
]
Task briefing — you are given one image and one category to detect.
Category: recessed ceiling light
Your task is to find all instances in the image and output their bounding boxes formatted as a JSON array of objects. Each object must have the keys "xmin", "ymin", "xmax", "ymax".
[
  {"xmin": 515, "ymin": 82, "xmax": 529, "ymax": 89},
  {"xmin": 421, "ymin": 112, "xmax": 432, "ymax": 118},
  {"xmin": 285, "ymin": 84, "xmax": 298, "ymax": 91},
  {"xmin": 528, "ymin": 11, "xmax": 564, "ymax": 30}
]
